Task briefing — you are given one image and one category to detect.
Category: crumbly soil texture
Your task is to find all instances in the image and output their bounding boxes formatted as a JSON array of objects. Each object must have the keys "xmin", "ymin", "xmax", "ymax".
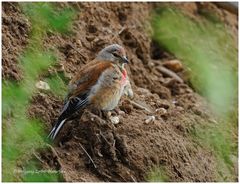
[{"xmin": 2, "ymin": 2, "xmax": 237, "ymax": 182}]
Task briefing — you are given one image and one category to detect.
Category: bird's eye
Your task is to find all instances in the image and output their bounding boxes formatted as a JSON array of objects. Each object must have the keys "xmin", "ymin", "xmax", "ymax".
[{"xmin": 112, "ymin": 53, "xmax": 119, "ymax": 57}]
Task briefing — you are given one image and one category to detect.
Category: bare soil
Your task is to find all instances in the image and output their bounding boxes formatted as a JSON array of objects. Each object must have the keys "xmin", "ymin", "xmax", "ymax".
[{"xmin": 2, "ymin": 2, "xmax": 237, "ymax": 182}]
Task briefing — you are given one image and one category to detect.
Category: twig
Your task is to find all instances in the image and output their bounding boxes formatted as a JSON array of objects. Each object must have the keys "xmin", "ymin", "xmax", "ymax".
[
  {"xmin": 46, "ymin": 144, "xmax": 57, "ymax": 154},
  {"xmin": 46, "ymin": 144, "xmax": 64, "ymax": 166},
  {"xmin": 118, "ymin": 26, "xmax": 126, "ymax": 35},
  {"xmin": 129, "ymin": 100, "xmax": 152, "ymax": 113},
  {"xmin": 73, "ymin": 135, "xmax": 81, "ymax": 140},
  {"xmin": 116, "ymin": 172, "xmax": 127, "ymax": 182},
  {"xmin": 110, "ymin": 27, "xmax": 126, "ymax": 42},
  {"xmin": 99, "ymin": 131, "xmax": 112, "ymax": 146},
  {"xmin": 156, "ymin": 66, "xmax": 184, "ymax": 83},
  {"xmin": 131, "ymin": 175, "xmax": 137, "ymax": 182},
  {"xmin": 79, "ymin": 142, "xmax": 97, "ymax": 168},
  {"xmin": 45, "ymin": 143, "xmax": 67, "ymax": 181},
  {"xmin": 33, "ymin": 152, "xmax": 44, "ymax": 164}
]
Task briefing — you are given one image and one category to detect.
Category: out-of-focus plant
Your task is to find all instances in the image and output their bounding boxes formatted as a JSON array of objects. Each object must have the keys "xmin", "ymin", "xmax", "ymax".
[
  {"xmin": 152, "ymin": 7, "xmax": 237, "ymax": 116},
  {"xmin": 2, "ymin": 2, "xmax": 75, "ymax": 181},
  {"xmin": 46, "ymin": 73, "xmax": 67, "ymax": 98},
  {"xmin": 151, "ymin": 7, "xmax": 237, "ymax": 181}
]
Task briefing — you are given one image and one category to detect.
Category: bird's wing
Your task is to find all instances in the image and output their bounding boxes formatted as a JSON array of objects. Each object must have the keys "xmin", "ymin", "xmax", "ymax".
[
  {"xmin": 48, "ymin": 60, "xmax": 114, "ymax": 140},
  {"xmin": 68, "ymin": 60, "xmax": 114, "ymax": 99},
  {"xmin": 59, "ymin": 60, "xmax": 114, "ymax": 119}
]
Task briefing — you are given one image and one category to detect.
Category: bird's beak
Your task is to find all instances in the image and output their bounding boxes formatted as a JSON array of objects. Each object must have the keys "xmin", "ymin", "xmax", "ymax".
[{"xmin": 121, "ymin": 56, "xmax": 129, "ymax": 64}]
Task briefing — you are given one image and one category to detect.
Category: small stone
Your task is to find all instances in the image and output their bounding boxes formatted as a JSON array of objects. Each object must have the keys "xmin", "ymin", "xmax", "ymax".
[
  {"xmin": 110, "ymin": 116, "xmax": 120, "ymax": 124},
  {"xmin": 185, "ymin": 88, "xmax": 193, "ymax": 93},
  {"xmin": 136, "ymin": 87, "xmax": 151, "ymax": 95},
  {"xmin": 150, "ymin": 102, "xmax": 155, "ymax": 106},
  {"xmin": 162, "ymin": 59, "xmax": 183, "ymax": 72},
  {"xmin": 149, "ymin": 62, "xmax": 155, "ymax": 67},
  {"xmin": 86, "ymin": 35, "xmax": 95, "ymax": 42},
  {"xmin": 107, "ymin": 111, "xmax": 112, "ymax": 117},
  {"xmin": 64, "ymin": 72, "xmax": 72, "ymax": 79},
  {"xmin": 55, "ymin": 62, "xmax": 65, "ymax": 72},
  {"xmin": 35, "ymin": 81, "xmax": 50, "ymax": 90},
  {"xmin": 38, "ymin": 92, "xmax": 46, "ymax": 97},
  {"xmin": 155, "ymin": 108, "xmax": 167, "ymax": 115},
  {"xmin": 176, "ymin": 106, "xmax": 184, "ymax": 112},
  {"xmin": 209, "ymin": 118, "xmax": 218, "ymax": 124},
  {"xmin": 118, "ymin": 110, "xmax": 125, "ymax": 115},
  {"xmin": 145, "ymin": 116, "xmax": 155, "ymax": 124},
  {"xmin": 172, "ymin": 100, "xmax": 178, "ymax": 105},
  {"xmin": 65, "ymin": 152, "xmax": 70, "ymax": 156}
]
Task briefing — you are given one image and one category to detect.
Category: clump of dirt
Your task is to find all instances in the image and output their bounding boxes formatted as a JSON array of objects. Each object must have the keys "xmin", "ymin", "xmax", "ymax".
[
  {"xmin": 2, "ymin": 2, "xmax": 30, "ymax": 81},
  {"xmin": 2, "ymin": 2, "xmax": 237, "ymax": 182}
]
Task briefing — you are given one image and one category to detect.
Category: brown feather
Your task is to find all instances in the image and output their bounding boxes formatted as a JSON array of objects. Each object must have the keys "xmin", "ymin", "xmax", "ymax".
[{"xmin": 67, "ymin": 60, "xmax": 114, "ymax": 99}]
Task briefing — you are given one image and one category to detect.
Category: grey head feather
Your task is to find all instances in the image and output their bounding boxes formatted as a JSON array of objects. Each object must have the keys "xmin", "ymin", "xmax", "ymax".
[{"xmin": 96, "ymin": 44, "xmax": 123, "ymax": 62}]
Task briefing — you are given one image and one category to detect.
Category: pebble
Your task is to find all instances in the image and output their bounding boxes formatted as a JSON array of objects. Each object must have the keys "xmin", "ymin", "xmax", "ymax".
[
  {"xmin": 209, "ymin": 118, "xmax": 218, "ymax": 124},
  {"xmin": 172, "ymin": 100, "xmax": 178, "ymax": 105},
  {"xmin": 155, "ymin": 108, "xmax": 167, "ymax": 115},
  {"xmin": 35, "ymin": 81, "xmax": 50, "ymax": 90},
  {"xmin": 110, "ymin": 116, "xmax": 120, "ymax": 124},
  {"xmin": 118, "ymin": 110, "xmax": 125, "ymax": 115},
  {"xmin": 176, "ymin": 106, "xmax": 184, "ymax": 112},
  {"xmin": 162, "ymin": 59, "xmax": 183, "ymax": 72},
  {"xmin": 145, "ymin": 116, "xmax": 155, "ymax": 124},
  {"xmin": 150, "ymin": 102, "xmax": 155, "ymax": 106},
  {"xmin": 136, "ymin": 87, "xmax": 151, "ymax": 95},
  {"xmin": 107, "ymin": 111, "xmax": 112, "ymax": 117}
]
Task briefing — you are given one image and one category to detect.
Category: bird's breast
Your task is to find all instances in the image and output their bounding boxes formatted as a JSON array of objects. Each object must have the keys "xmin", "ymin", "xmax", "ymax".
[{"xmin": 88, "ymin": 66, "xmax": 128, "ymax": 111}]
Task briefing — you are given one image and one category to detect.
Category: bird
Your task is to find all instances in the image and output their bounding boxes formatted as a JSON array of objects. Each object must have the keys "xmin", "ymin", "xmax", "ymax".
[{"xmin": 48, "ymin": 44, "xmax": 130, "ymax": 140}]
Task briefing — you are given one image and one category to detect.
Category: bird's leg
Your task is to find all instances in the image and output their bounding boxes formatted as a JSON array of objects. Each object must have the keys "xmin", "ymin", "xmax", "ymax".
[
  {"xmin": 110, "ymin": 109, "xmax": 118, "ymax": 116},
  {"xmin": 90, "ymin": 107, "xmax": 102, "ymax": 117},
  {"xmin": 90, "ymin": 108, "xmax": 109, "ymax": 120},
  {"xmin": 101, "ymin": 110, "xmax": 111, "ymax": 120}
]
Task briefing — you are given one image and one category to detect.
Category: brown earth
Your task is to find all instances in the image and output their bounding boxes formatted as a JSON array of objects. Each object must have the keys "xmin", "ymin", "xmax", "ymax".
[{"xmin": 2, "ymin": 2, "xmax": 237, "ymax": 182}]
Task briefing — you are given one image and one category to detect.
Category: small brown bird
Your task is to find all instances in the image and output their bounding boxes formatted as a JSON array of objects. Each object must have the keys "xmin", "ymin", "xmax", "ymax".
[{"xmin": 48, "ymin": 44, "xmax": 129, "ymax": 140}]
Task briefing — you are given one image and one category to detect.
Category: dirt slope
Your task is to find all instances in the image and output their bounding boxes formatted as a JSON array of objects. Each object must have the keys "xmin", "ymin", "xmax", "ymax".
[{"xmin": 2, "ymin": 2, "xmax": 237, "ymax": 182}]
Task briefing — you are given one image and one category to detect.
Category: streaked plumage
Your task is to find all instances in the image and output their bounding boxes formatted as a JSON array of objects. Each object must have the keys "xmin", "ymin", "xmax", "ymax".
[{"xmin": 48, "ymin": 44, "xmax": 130, "ymax": 140}]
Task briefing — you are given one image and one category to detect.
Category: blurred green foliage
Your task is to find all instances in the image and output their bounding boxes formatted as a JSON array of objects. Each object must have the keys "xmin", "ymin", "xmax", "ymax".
[
  {"xmin": 46, "ymin": 73, "xmax": 67, "ymax": 98},
  {"xmin": 152, "ymin": 8, "xmax": 237, "ymax": 116},
  {"xmin": 151, "ymin": 7, "xmax": 237, "ymax": 181},
  {"xmin": 21, "ymin": 2, "xmax": 74, "ymax": 34},
  {"xmin": 22, "ymin": 159, "xmax": 64, "ymax": 182},
  {"xmin": 2, "ymin": 2, "xmax": 75, "ymax": 181}
]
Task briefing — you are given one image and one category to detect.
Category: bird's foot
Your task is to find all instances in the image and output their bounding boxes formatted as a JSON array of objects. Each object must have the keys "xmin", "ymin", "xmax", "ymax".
[
  {"xmin": 91, "ymin": 108, "xmax": 120, "ymax": 124},
  {"xmin": 101, "ymin": 110, "xmax": 111, "ymax": 120},
  {"xmin": 90, "ymin": 108, "xmax": 110, "ymax": 120}
]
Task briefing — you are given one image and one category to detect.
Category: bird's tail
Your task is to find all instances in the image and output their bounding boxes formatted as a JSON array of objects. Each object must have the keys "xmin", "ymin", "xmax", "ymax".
[
  {"xmin": 48, "ymin": 94, "xmax": 88, "ymax": 140},
  {"xmin": 48, "ymin": 118, "xmax": 67, "ymax": 140}
]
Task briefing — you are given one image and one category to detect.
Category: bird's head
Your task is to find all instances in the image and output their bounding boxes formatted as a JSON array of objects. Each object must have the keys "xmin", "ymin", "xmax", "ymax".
[{"xmin": 96, "ymin": 44, "xmax": 129, "ymax": 66}]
